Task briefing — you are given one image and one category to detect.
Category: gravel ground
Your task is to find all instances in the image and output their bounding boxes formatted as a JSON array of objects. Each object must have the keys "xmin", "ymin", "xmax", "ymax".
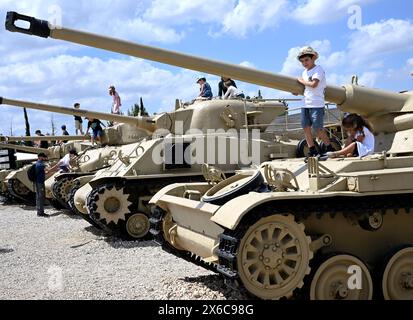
[{"xmin": 0, "ymin": 203, "xmax": 247, "ymax": 300}]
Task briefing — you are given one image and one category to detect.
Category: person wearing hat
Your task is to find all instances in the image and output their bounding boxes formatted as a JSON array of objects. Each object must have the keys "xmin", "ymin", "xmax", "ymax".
[
  {"xmin": 109, "ymin": 85, "xmax": 122, "ymax": 114},
  {"xmin": 35, "ymin": 152, "xmax": 49, "ymax": 217},
  {"xmin": 296, "ymin": 46, "xmax": 334, "ymax": 157},
  {"xmin": 196, "ymin": 76, "xmax": 213, "ymax": 100},
  {"xmin": 49, "ymin": 149, "xmax": 79, "ymax": 174}
]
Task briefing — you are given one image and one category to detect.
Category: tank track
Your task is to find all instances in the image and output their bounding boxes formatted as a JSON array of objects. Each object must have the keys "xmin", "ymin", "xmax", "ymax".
[
  {"xmin": 149, "ymin": 206, "xmax": 218, "ymax": 273},
  {"xmin": 87, "ymin": 175, "xmax": 206, "ymax": 239},
  {"xmin": 67, "ymin": 181, "xmax": 104, "ymax": 230},
  {"xmin": 52, "ymin": 176, "xmax": 74, "ymax": 209},
  {"xmin": 216, "ymin": 193, "xmax": 413, "ymax": 299},
  {"xmin": 7, "ymin": 179, "xmax": 35, "ymax": 205},
  {"xmin": 151, "ymin": 193, "xmax": 413, "ymax": 299}
]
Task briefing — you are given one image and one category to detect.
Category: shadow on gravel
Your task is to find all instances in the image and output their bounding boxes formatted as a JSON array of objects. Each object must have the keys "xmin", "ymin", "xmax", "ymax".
[
  {"xmin": 104, "ymin": 237, "xmax": 159, "ymax": 249},
  {"xmin": 181, "ymin": 274, "xmax": 251, "ymax": 300},
  {"xmin": 82, "ymin": 225, "xmax": 159, "ymax": 249}
]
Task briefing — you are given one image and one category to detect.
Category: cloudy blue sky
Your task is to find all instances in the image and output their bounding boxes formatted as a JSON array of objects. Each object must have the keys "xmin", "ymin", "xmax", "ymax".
[{"xmin": 0, "ymin": 0, "xmax": 412, "ymax": 136}]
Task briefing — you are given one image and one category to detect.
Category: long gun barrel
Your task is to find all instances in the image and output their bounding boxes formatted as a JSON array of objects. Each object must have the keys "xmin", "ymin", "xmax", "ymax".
[
  {"xmin": 0, "ymin": 97, "xmax": 157, "ymax": 133},
  {"xmin": 4, "ymin": 11, "xmax": 410, "ymax": 118},
  {"xmin": 0, "ymin": 143, "xmax": 50, "ymax": 155},
  {"xmin": 0, "ymin": 135, "xmax": 88, "ymax": 142}
]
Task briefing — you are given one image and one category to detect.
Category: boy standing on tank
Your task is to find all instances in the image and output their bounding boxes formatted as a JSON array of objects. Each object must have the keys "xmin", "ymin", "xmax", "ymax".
[
  {"xmin": 297, "ymin": 46, "xmax": 334, "ymax": 157},
  {"xmin": 74, "ymin": 103, "xmax": 84, "ymax": 135}
]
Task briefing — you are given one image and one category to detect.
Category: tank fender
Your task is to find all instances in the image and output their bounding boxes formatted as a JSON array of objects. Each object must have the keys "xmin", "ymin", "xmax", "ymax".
[{"xmin": 211, "ymin": 191, "xmax": 338, "ymax": 230}]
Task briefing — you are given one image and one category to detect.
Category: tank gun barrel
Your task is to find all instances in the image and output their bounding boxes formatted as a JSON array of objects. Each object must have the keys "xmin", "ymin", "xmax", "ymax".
[
  {"xmin": 5, "ymin": 11, "xmax": 345, "ymax": 104},
  {"xmin": 0, "ymin": 97, "xmax": 156, "ymax": 133},
  {"xmin": 0, "ymin": 143, "xmax": 50, "ymax": 155},
  {"xmin": 0, "ymin": 135, "xmax": 88, "ymax": 142},
  {"xmin": 4, "ymin": 12, "xmax": 411, "ymax": 124}
]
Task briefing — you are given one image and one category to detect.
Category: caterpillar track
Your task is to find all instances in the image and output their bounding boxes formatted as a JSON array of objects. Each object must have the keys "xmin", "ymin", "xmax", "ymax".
[
  {"xmin": 150, "ymin": 206, "xmax": 219, "ymax": 273},
  {"xmin": 150, "ymin": 193, "xmax": 413, "ymax": 300},
  {"xmin": 7, "ymin": 179, "xmax": 35, "ymax": 205},
  {"xmin": 87, "ymin": 176, "xmax": 207, "ymax": 240}
]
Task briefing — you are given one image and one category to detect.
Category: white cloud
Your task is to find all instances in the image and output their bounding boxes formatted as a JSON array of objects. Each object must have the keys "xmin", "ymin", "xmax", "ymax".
[
  {"xmin": 143, "ymin": 0, "xmax": 234, "ymax": 25},
  {"xmin": 348, "ymin": 19, "xmax": 413, "ymax": 64},
  {"xmin": 0, "ymin": 55, "xmax": 203, "ymax": 135},
  {"xmin": 221, "ymin": 0, "xmax": 287, "ymax": 37},
  {"xmin": 292, "ymin": 0, "xmax": 375, "ymax": 25}
]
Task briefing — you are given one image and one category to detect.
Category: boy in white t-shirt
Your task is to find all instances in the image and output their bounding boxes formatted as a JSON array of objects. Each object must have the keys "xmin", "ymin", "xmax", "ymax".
[{"xmin": 296, "ymin": 46, "xmax": 335, "ymax": 157}]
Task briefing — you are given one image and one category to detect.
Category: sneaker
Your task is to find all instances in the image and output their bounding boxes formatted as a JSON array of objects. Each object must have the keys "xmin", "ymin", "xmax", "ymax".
[
  {"xmin": 325, "ymin": 144, "xmax": 336, "ymax": 153},
  {"xmin": 307, "ymin": 147, "xmax": 320, "ymax": 158},
  {"xmin": 37, "ymin": 213, "xmax": 49, "ymax": 218}
]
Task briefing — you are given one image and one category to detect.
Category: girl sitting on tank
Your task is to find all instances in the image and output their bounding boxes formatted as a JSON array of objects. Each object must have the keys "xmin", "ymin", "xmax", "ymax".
[{"xmin": 327, "ymin": 114, "xmax": 375, "ymax": 158}]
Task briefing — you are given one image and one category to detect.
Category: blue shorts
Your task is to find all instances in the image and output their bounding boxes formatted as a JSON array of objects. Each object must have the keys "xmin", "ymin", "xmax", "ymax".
[
  {"xmin": 301, "ymin": 108, "xmax": 325, "ymax": 130},
  {"xmin": 92, "ymin": 129, "xmax": 103, "ymax": 139}
]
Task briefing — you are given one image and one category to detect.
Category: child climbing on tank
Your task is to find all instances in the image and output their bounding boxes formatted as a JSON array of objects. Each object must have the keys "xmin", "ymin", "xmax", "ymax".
[{"xmin": 327, "ymin": 114, "xmax": 375, "ymax": 158}]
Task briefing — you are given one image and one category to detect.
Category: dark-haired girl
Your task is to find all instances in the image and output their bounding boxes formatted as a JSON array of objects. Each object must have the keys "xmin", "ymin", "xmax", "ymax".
[{"xmin": 327, "ymin": 114, "xmax": 375, "ymax": 158}]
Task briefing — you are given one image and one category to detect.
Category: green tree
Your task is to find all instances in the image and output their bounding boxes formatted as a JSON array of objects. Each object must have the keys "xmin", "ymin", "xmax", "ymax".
[
  {"xmin": 23, "ymin": 108, "xmax": 33, "ymax": 147},
  {"xmin": 128, "ymin": 97, "xmax": 149, "ymax": 117}
]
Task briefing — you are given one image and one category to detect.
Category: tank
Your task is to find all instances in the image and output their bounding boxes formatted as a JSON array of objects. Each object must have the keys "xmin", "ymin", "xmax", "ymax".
[
  {"xmin": 8, "ymin": 14, "xmax": 413, "ymax": 299},
  {"xmin": 0, "ymin": 142, "xmax": 75, "ymax": 203},
  {"xmin": 0, "ymin": 100, "xmax": 151, "ymax": 209},
  {"xmin": 1, "ymin": 96, "xmax": 300, "ymax": 239},
  {"xmin": 146, "ymin": 91, "xmax": 413, "ymax": 297},
  {"xmin": 9, "ymin": 10, "xmax": 412, "ymax": 299},
  {"xmin": 3, "ymin": 12, "xmax": 350, "ymax": 241}
]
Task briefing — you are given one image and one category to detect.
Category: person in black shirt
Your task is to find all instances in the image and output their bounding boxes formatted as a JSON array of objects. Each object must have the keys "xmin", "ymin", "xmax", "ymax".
[
  {"xmin": 57, "ymin": 125, "xmax": 70, "ymax": 144},
  {"xmin": 74, "ymin": 103, "xmax": 84, "ymax": 135},
  {"xmin": 86, "ymin": 118, "xmax": 106, "ymax": 145},
  {"xmin": 218, "ymin": 77, "xmax": 237, "ymax": 98},
  {"xmin": 34, "ymin": 130, "xmax": 49, "ymax": 149}
]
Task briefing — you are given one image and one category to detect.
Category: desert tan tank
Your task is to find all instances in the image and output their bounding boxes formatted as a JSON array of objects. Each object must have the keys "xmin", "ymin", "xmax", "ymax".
[
  {"xmin": 1, "ymin": 95, "xmax": 299, "ymax": 239},
  {"xmin": 0, "ymin": 100, "xmax": 151, "ymax": 209},
  {"xmin": 3, "ymin": 12, "xmax": 346, "ymax": 241},
  {"xmin": 0, "ymin": 141, "xmax": 78, "ymax": 204},
  {"xmin": 6, "ymin": 11, "xmax": 413, "ymax": 297}
]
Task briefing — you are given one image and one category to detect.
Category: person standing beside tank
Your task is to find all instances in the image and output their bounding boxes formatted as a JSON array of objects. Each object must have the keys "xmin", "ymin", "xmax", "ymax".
[
  {"xmin": 34, "ymin": 152, "xmax": 49, "ymax": 217},
  {"xmin": 74, "ymin": 103, "xmax": 84, "ymax": 135},
  {"xmin": 109, "ymin": 85, "xmax": 122, "ymax": 115},
  {"xmin": 86, "ymin": 117, "xmax": 106, "ymax": 145},
  {"xmin": 218, "ymin": 77, "xmax": 237, "ymax": 98},
  {"xmin": 223, "ymin": 80, "xmax": 245, "ymax": 99},
  {"xmin": 296, "ymin": 46, "xmax": 334, "ymax": 157},
  {"xmin": 196, "ymin": 76, "xmax": 213, "ymax": 100}
]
